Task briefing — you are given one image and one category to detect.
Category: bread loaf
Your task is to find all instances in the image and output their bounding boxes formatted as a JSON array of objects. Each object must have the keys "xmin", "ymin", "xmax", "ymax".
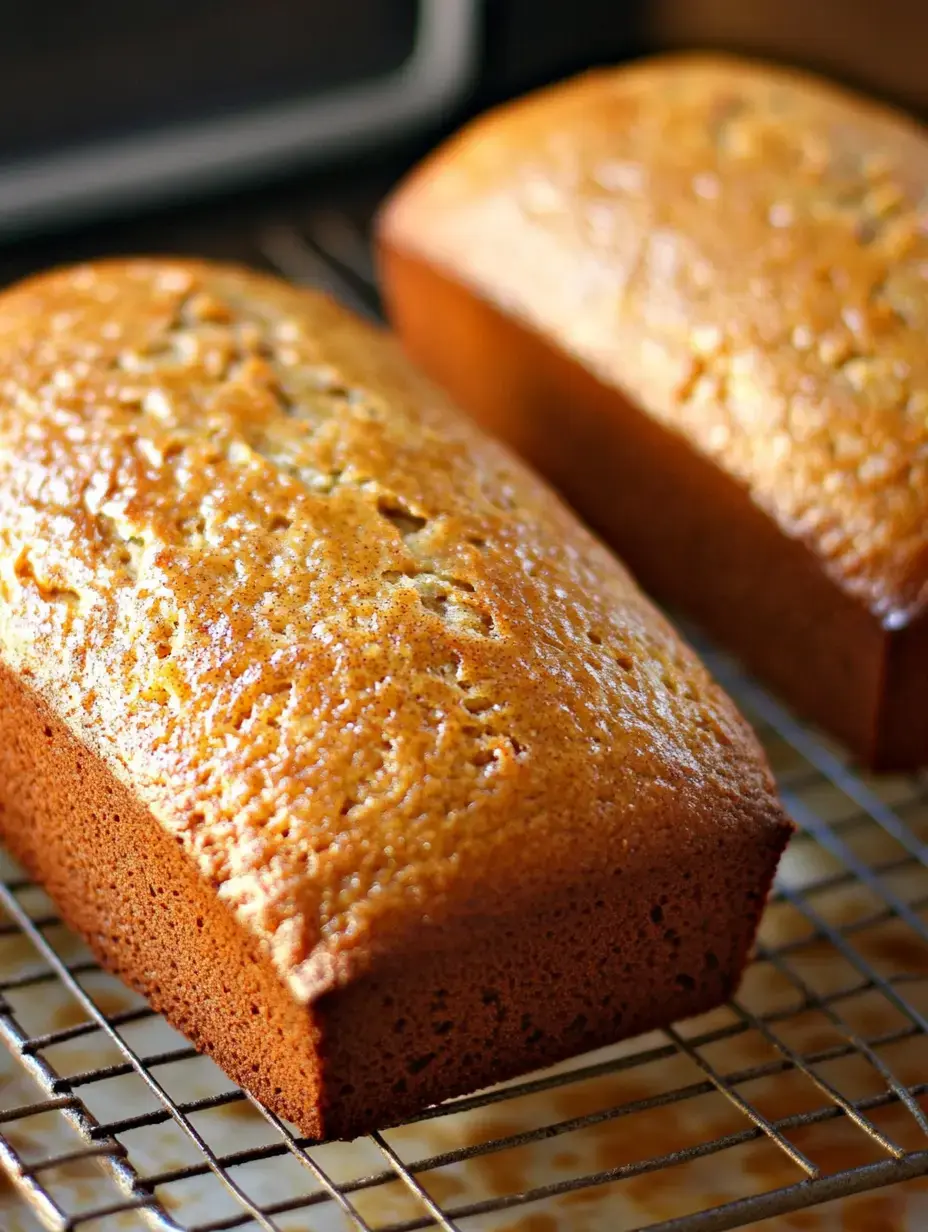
[
  {"xmin": 0, "ymin": 259, "xmax": 790, "ymax": 1138},
  {"xmin": 378, "ymin": 54, "xmax": 928, "ymax": 769}
]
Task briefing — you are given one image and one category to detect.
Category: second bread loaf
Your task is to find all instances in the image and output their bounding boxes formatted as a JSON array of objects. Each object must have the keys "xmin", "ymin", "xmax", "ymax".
[{"xmin": 378, "ymin": 54, "xmax": 928, "ymax": 768}]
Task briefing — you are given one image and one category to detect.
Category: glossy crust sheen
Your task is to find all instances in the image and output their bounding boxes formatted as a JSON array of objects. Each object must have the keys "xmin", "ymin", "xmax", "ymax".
[
  {"xmin": 378, "ymin": 53, "xmax": 928, "ymax": 768},
  {"xmin": 0, "ymin": 259, "xmax": 790, "ymax": 1138}
]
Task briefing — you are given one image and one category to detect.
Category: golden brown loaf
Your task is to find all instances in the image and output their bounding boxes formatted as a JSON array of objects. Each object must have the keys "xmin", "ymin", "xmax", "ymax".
[
  {"xmin": 0, "ymin": 259, "xmax": 790, "ymax": 1138},
  {"xmin": 378, "ymin": 54, "xmax": 928, "ymax": 768}
]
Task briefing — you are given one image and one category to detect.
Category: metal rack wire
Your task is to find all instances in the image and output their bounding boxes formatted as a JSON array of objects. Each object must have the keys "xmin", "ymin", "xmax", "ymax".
[{"xmin": 2, "ymin": 222, "xmax": 928, "ymax": 1231}]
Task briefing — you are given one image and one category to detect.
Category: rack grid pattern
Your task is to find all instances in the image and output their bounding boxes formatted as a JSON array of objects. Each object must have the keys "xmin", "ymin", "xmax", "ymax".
[{"xmin": 1, "ymin": 222, "xmax": 927, "ymax": 1231}]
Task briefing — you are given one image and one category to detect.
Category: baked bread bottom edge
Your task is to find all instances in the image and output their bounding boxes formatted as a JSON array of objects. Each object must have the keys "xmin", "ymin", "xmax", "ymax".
[{"xmin": 0, "ymin": 662, "xmax": 788, "ymax": 1139}]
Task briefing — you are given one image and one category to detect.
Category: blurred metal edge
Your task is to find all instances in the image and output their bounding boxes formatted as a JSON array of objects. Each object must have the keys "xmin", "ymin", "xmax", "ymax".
[{"xmin": 0, "ymin": 0, "xmax": 480, "ymax": 242}]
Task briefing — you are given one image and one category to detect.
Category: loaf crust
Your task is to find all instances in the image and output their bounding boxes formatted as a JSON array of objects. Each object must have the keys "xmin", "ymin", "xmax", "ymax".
[
  {"xmin": 378, "ymin": 54, "xmax": 928, "ymax": 768},
  {"xmin": 0, "ymin": 259, "xmax": 790, "ymax": 1137}
]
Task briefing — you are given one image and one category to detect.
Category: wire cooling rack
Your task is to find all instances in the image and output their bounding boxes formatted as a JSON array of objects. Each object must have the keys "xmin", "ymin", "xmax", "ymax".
[{"xmin": 2, "ymin": 219, "xmax": 928, "ymax": 1232}]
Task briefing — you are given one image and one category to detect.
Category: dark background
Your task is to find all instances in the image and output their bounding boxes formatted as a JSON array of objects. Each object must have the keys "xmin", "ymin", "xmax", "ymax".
[{"xmin": 0, "ymin": 0, "xmax": 924, "ymax": 285}]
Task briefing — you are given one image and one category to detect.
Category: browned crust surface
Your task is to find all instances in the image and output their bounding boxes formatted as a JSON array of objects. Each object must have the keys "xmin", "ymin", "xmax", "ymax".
[
  {"xmin": 0, "ymin": 257, "xmax": 791, "ymax": 1137},
  {"xmin": 378, "ymin": 52, "xmax": 928, "ymax": 767}
]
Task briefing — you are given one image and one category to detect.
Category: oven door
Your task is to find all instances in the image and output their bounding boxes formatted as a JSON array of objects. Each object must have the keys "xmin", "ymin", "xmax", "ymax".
[{"xmin": 0, "ymin": 0, "xmax": 479, "ymax": 238}]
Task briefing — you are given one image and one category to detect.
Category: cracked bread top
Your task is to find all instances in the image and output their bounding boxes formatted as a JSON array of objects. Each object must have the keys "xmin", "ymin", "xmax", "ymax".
[
  {"xmin": 0, "ymin": 259, "xmax": 787, "ymax": 1001},
  {"xmin": 380, "ymin": 54, "xmax": 928, "ymax": 628}
]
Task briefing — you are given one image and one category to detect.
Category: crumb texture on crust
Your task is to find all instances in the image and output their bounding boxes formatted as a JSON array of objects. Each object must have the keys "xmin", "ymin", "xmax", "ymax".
[
  {"xmin": 381, "ymin": 54, "xmax": 928, "ymax": 627},
  {"xmin": 0, "ymin": 258, "xmax": 787, "ymax": 1011}
]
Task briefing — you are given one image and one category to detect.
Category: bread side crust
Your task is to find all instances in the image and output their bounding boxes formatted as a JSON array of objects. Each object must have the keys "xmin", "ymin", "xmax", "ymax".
[{"xmin": 0, "ymin": 660, "xmax": 325, "ymax": 1133}]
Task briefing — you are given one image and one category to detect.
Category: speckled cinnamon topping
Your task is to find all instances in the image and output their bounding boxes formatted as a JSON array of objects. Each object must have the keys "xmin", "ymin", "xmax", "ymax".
[
  {"xmin": 381, "ymin": 54, "xmax": 928, "ymax": 628},
  {"xmin": 0, "ymin": 259, "xmax": 790, "ymax": 1137}
]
